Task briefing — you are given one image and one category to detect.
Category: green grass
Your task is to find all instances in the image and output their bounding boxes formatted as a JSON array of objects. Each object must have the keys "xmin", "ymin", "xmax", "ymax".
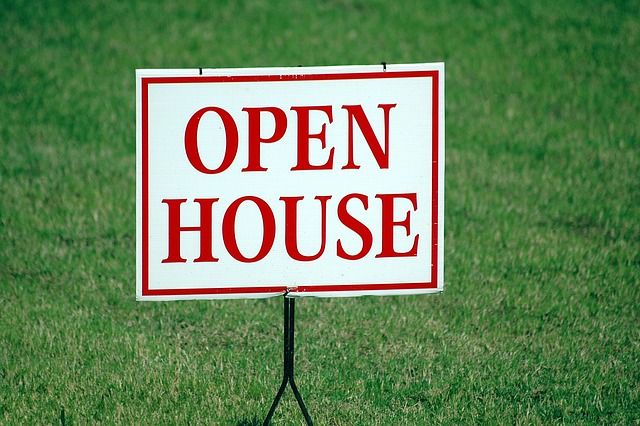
[{"xmin": 1, "ymin": 0, "xmax": 639, "ymax": 424}]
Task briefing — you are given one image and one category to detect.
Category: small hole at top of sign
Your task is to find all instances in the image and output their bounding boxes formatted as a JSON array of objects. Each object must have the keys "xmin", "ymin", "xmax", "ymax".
[
  {"xmin": 199, "ymin": 67, "xmax": 203, "ymax": 75},
  {"xmin": 381, "ymin": 62, "xmax": 387, "ymax": 71}
]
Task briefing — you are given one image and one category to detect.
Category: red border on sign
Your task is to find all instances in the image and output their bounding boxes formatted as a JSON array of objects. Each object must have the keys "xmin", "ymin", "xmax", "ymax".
[{"xmin": 141, "ymin": 70, "xmax": 440, "ymax": 296}]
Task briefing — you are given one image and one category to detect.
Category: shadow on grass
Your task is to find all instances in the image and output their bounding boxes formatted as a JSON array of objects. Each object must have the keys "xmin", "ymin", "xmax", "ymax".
[{"xmin": 235, "ymin": 416, "xmax": 262, "ymax": 426}]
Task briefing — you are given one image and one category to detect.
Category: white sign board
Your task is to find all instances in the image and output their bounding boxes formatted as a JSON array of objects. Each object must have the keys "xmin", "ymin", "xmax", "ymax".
[{"xmin": 136, "ymin": 63, "xmax": 444, "ymax": 300}]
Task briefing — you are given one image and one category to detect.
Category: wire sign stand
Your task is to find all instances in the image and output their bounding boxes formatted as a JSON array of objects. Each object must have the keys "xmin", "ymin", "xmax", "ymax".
[{"xmin": 263, "ymin": 295, "xmax": 313, "ymax": 425}]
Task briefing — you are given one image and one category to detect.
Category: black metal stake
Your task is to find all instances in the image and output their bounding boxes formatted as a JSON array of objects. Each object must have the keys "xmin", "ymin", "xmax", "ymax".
[{"xmin": 263, "ymin": 296, "xmax": 313, "ymax": 426}]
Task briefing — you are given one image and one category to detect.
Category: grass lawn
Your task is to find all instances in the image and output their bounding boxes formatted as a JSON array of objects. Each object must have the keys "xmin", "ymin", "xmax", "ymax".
[{"xmin": 1, "ymin": 0, "xmax": 639, "ymax": 424}]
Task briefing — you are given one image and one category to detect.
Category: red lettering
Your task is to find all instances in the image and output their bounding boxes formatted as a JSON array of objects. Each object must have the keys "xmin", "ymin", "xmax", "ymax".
[
  {"xmin": 375, "ymin": 193, "xmax": 419, "ymax": 258},
  {"xmin": 341, "ymin": 104, "xmax": 396, "ymax": 170},
  {"xmin": 242, "ymin": 107, "xmax": 287, "ymax": 172},
  {"xmin": 162, "ymin": 198, "xmax": 219, "ymax": 263},
  {"xmin": 222, "ymin": 196, "xmax": 276, "ymax": 262},
  {"xmin": 280, "ymin": 195, "xmax": 331, "ymax": 261},
  {"xmin": 184, "ymin": 107, "xmax": 238, "ymax": 174},
  {"xmin": 337, "ymin": 193, "xmax": 373, "ymax": 260},
  {"xmin": 290, "ymin": 105, "xmax": 334, "ymax": 171}
]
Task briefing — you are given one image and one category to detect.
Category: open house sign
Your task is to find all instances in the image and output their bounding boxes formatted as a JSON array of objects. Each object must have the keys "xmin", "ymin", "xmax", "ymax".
[{"xmin": 136, "ymin": 63, "xmax": 444, "ymax": 300}]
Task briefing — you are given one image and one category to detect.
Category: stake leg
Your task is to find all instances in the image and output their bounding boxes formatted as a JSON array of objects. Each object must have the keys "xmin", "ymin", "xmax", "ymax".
[
  {"xmin": 263, "ymin": 297, "xmax": 313, "ymax": 426},
  {"xmin": 263, "ymin": 376, "xmax": 288, "ymax": 422}
]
